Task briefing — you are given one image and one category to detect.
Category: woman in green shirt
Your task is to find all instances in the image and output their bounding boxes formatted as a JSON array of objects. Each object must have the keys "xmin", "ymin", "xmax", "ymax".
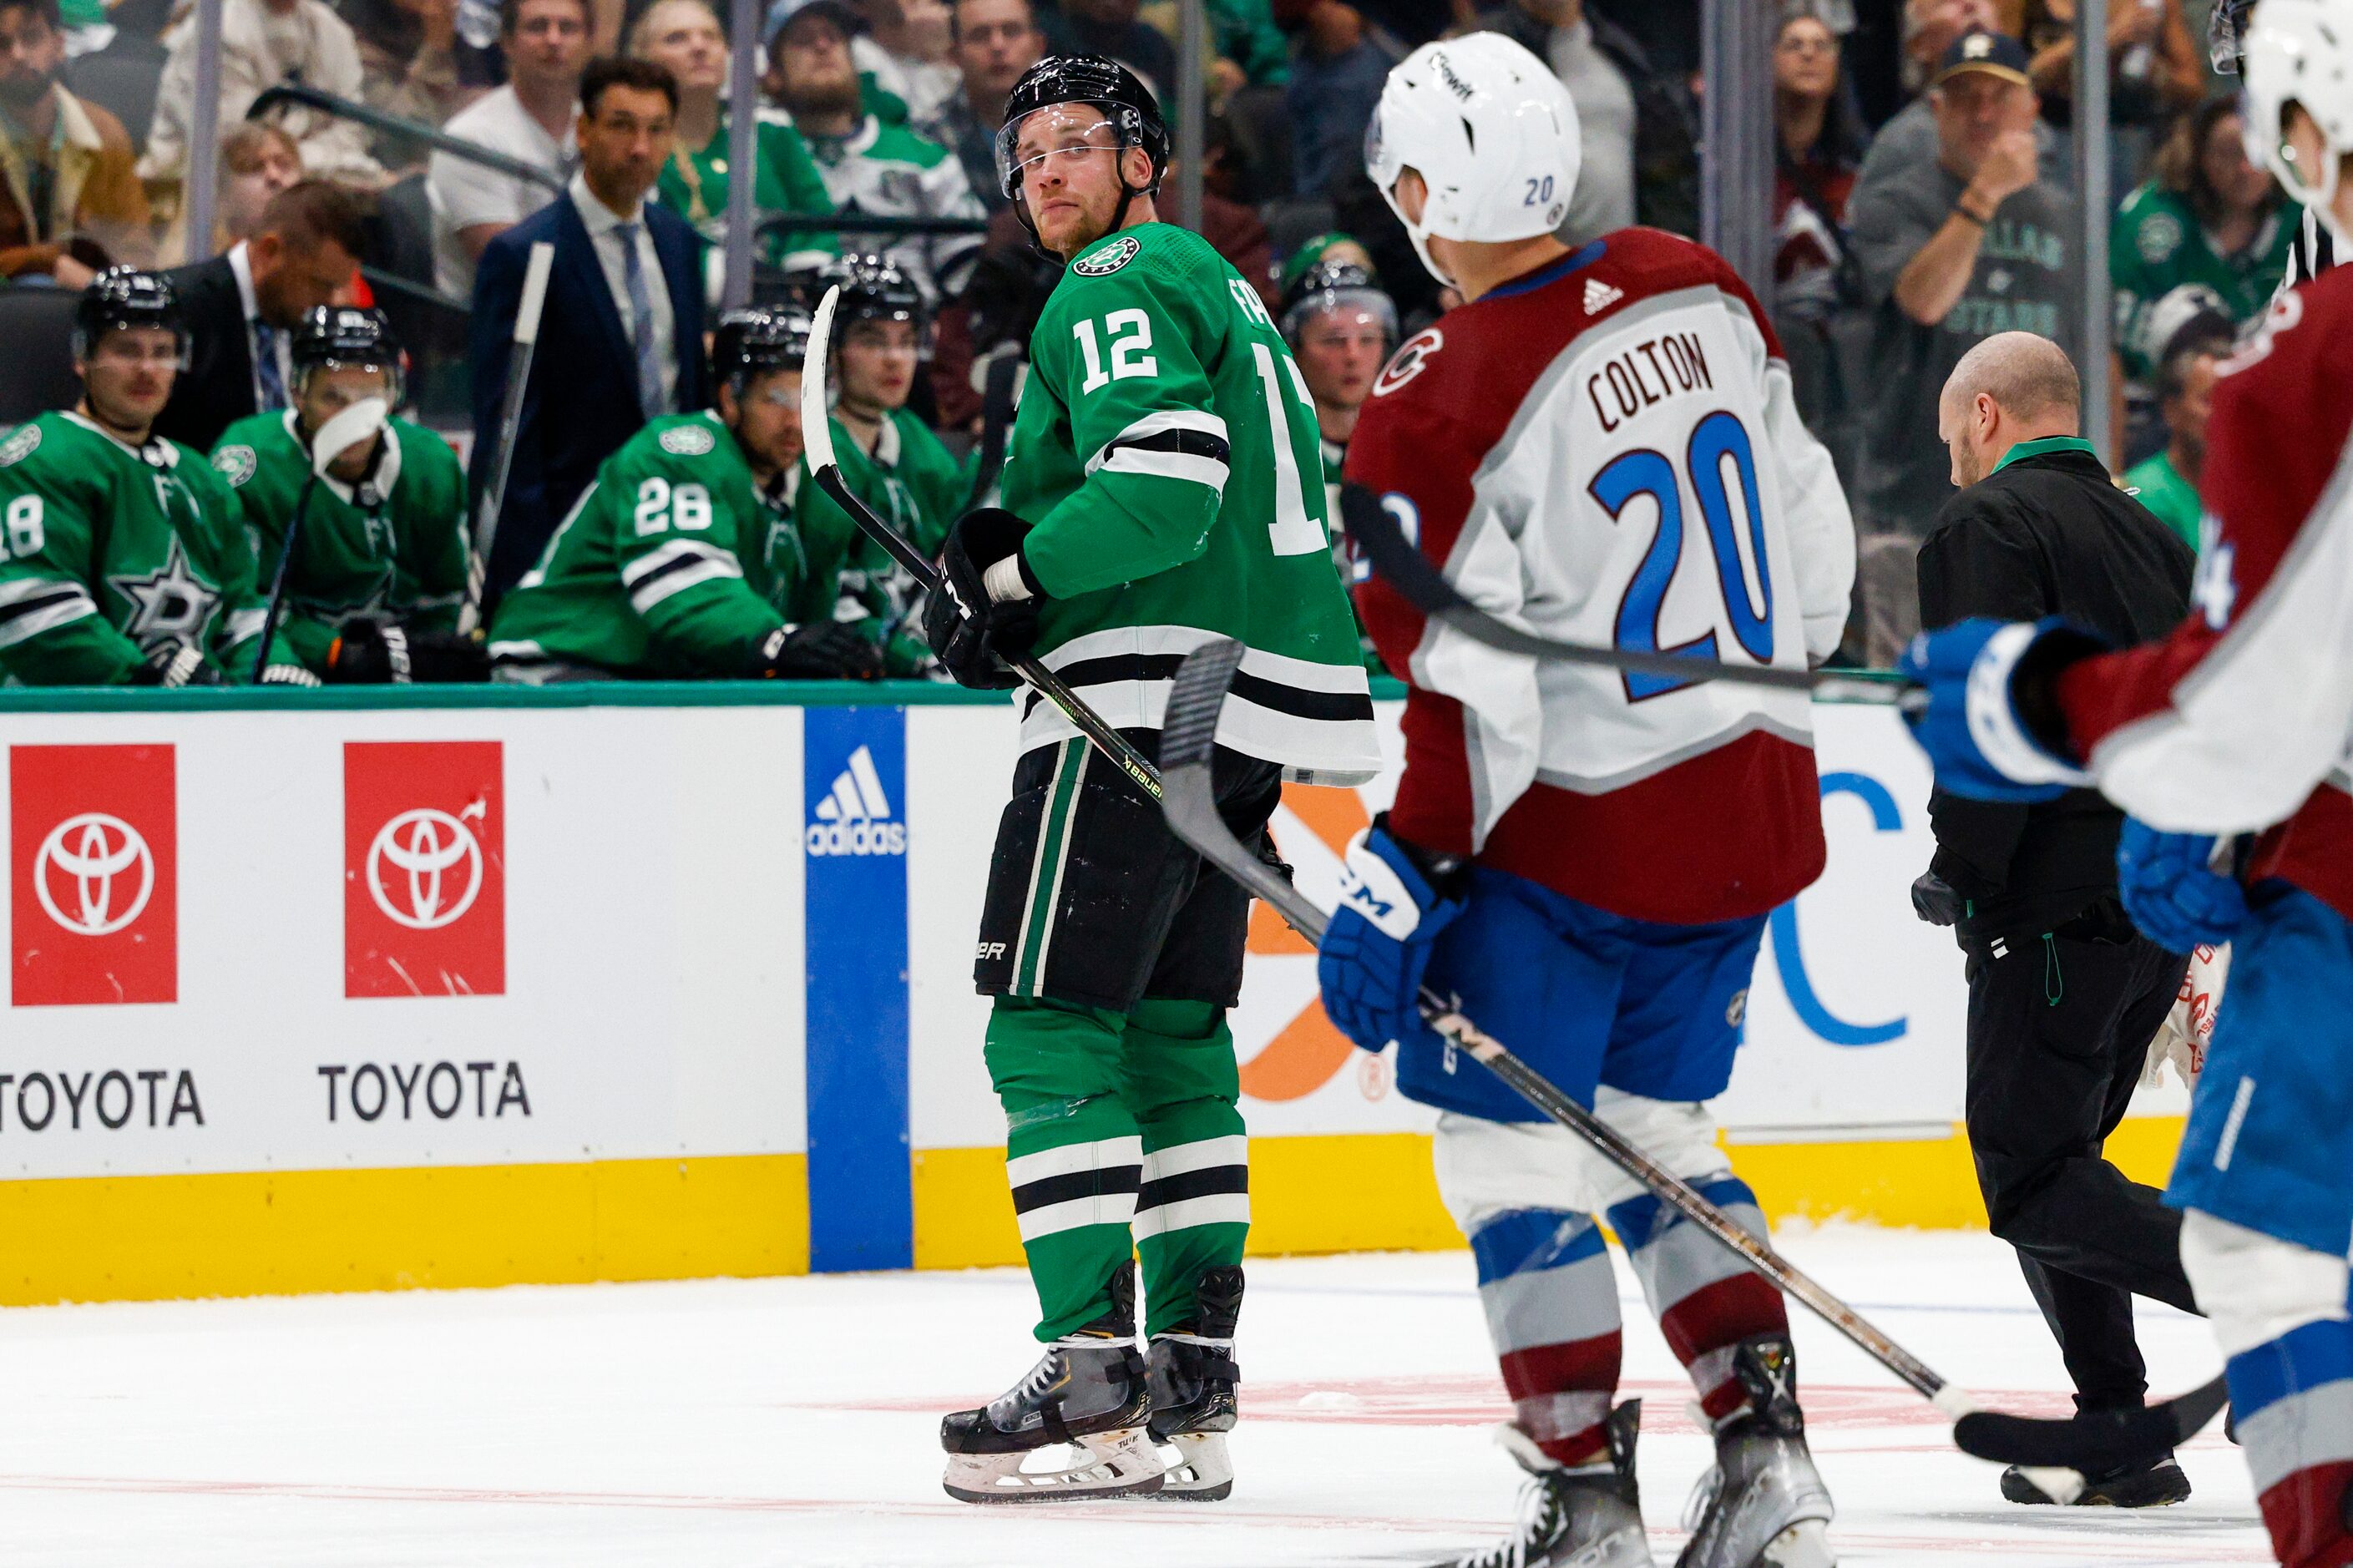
[{"xmin": 632, "ymin": 0, "xmax": 838, "ymax": 276}]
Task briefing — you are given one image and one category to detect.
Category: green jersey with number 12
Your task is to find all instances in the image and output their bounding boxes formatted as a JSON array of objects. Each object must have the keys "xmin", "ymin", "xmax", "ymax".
[{"xmin": 1003, "ymin": 222, "xmax": 1379, "ymax": 784}]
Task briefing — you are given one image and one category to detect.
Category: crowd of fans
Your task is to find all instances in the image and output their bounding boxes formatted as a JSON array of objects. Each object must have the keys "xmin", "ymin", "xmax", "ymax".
[{"xmin": 0, "ymin": 0, "xmax": 2287, "ymax": 684}]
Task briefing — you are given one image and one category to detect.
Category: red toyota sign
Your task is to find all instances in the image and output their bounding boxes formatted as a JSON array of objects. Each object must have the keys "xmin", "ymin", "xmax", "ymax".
[
  {"xmin": 344, "ymin": 741, "xmax": 505, "ymax": 999},
  {"xmin": 12, "ymin": 744, "xmax": 178, "ymax": 1007}
]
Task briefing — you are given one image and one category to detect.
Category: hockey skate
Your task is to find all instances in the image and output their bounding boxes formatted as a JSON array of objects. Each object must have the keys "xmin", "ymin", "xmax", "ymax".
[
  {"xmin": 1145, "ymin": 1264, "xmax": 1244, "ymax": 1501},
  {"xmin": 1675, "ymin": 1337, "xmax": 1835, "ymax": 1568},
  {"xmin": 940, "ymin": 1263, "xmax": 1163, "ymax": 1504},
  {"xmin": 2000, "ymin": 1454, "xmax": 2190, "ymax": 1506},
  {"xmin": 1435, "ymin": 1402, "xmax": 1657, "ymax": 1568}
]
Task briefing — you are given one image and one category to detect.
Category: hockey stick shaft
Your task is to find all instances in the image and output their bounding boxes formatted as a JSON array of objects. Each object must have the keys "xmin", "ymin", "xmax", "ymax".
[
  {"xmin": 961, "ymin": 352, "xmax": 1020, "ymax": 512},
  {"xmin": 250, "ymin": 470, "xmax": 317, "ymax": 684},
  {"xmin": 458, "ymin": 240, "xmax": 555, "ymax": 637},
  {"xmin": 800, "ymin": 286, "xmax": 1163, "ymax": 801},
  {"xmin": 1342, "ymin": 485, "xmax": 1922, "ymax": 711}
]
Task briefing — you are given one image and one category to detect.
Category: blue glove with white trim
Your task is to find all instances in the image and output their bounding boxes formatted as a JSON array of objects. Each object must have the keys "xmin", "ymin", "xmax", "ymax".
[
  {"xmin": 2117, "ymin": 820, "xmax": 2248, "ymax": 953},
  {"xmin": 1316, "ymin": 820, "xmax": 1469, "ymax": 1054},
  {"xmin": 1897, "ymin": 617, "xmax": 2105, "ymax": 803}
]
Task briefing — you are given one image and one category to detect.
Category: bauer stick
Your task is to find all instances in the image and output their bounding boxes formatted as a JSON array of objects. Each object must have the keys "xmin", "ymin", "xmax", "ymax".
[
  {"xmin": 1154, "ymin": 638, "xmax": 2169, "ymax": 1493},
  {"xmin": 1341, "ymin": 485, "xmax": 1922, "ymax": 711},
  {"xmin": 457, "ymin": 239, "xmax": 555, "ymax": 637},
  {"xmin": 250, "ymin": 396, "xmax": 389, "ymax": 683},
  {"xmin": 801, "ymin": 284, "xmax": 1162, "ymax": 800}
]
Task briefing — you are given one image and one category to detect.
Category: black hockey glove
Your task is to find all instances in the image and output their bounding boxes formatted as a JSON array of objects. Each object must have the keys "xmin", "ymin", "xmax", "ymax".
[
  {"xmin": 126, "ymin": 640, "xmax": 225, "ymax": 687},
  {"xmin": 924, "ymin": 508, "xmax": 1042, "ymax": 691},
  {"xmin": 749, "ymin": 622, "xmax": 885, "ymax": 680},
  {"xmin": 1910, "ymin": 872, "xmax": 1965, "ymax": 928},
  {"xmin": 328, "ymin": 618, "xmax": 491, "ymax": 684}
]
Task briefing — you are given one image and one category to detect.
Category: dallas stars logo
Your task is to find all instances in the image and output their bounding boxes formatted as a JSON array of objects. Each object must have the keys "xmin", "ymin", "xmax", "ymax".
[{"xmin": 109, "ymin": 534, "xmax": 221, "ymax": 652}]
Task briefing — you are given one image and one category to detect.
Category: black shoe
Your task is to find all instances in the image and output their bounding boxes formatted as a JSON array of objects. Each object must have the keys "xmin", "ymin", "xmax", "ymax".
[{"xmin": 2001, "ymin": 1454, "xmax": 2191, "ymax": 1507}]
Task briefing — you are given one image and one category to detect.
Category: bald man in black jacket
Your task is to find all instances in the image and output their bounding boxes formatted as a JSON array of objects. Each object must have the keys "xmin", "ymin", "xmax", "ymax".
[{"xmin": 1917, "ymin": 331, "xmax": 2199, "ymax": 1507}]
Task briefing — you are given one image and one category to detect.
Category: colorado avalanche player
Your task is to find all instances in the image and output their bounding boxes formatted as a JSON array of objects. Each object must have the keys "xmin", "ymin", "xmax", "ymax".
[
  {"xmin": 1902, "ymin": 5, "xmax": 2353, "ymax": 1565},
  {"xmin": 1318, "ymin": 33, "xmax": 1857, "ymax": 1568}
]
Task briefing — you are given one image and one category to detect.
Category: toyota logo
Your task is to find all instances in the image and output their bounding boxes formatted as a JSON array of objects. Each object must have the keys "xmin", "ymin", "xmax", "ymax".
[
  {"xmin": 367, "ymin": 807, "xmax": 483, "ymax": 930},
  {"xmin": 33, "ymin": 812, "xmax": 155, "ymax": 936}
]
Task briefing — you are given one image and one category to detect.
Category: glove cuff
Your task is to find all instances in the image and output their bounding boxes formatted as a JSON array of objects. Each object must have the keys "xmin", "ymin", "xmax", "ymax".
[
  {"xmin": 982, "ymin": 552, "xmax": 1040, "ymax": 604},
  {"xmin": 1966, "ymin": 622, "xmax": 2096, "ymax": 790}
]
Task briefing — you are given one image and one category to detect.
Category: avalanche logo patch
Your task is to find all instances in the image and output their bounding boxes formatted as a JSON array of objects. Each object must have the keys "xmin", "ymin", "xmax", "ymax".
[
  {"xmin": 1373, "ymin": 328, "xmax": 1442, "ymax": 397},
  {"xmin": 211, "ymin": 444, "xmax": 258, "ymax": 488},
  {"xmin": 659, "ymin": 423, "xmax": 717, "ymax": 456},
  {"xmin": 1074, "ymin": 235, "xmax": 1141, "ymax": 277},
  {"xmin": 0, "ymin": 424, "xmax": 40, "ymax": 467}
]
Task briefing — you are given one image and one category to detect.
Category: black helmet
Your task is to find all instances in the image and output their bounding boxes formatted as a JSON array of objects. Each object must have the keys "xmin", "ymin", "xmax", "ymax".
[
  {"xmin": 994, "ymin": 53, "xmax": 1169, "ymax": 211},
  {"xmin": 73, "ymin": 266, "xmax": 189, "ymax": 366},
  {"xmin": 291, "ymin": 305, "xmax": 405, "ymax": 406},
  {"xmin": 819, "ymin": 252, "xmax": 927, "ymax": 330},
  {"xmin": 711, "ymin": 304, "xmax": 813, "ymax": 393},
  {"xmin": 1278, "ymin": 260, "xmax": 1398, "ymax": 349}
]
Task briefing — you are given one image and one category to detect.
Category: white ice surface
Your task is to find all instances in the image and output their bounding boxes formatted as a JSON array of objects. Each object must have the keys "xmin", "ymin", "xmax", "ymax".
[{"xmin": 0, "ymin": 1225, "xmax": 2266, "ymax": 1565}]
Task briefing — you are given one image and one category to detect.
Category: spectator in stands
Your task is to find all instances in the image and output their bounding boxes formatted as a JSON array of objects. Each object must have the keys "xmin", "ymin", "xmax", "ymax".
[
  {"xmin": 919, "ymin": 0, "xmax": 1043, "ymax": 213},
  {"xmin": 2010, "ymin": 0, "xmax": 2202, "ymax": 196},
  {"xmin": 347, "ymin": 0, "xmax": 477, "ymax": 154},
  {"xmin": 155, "ymin": 178, "xmax": 367, "ymax": 450},
  {"xmin": 633, "ymin": 0, "xmax": 835, "ymax": 275},
  {"xmin": 1902, "ymin": 0, "xmax": 1999, "ymax": 97},
  {"xmin": 1474, "ymin": 0, "xmax": 1699, "ymax": 240},
  {"xmin": 469, "ymin": 55, "xmax": 707, "ymax": 603},
  {"xmin": 1278, "ymin": 0, "xmax": 1390, "ymax": 198},
  {"xmin": 2122, "ymin": 331, "xmax": 2226, "ymax": 552},
  {"xmin": 1871, "ymin": 0, "xmax": 2061, "ymax": 186},
  {"xmin": 1848, "ymin": 28, "xmax": 2078, "ymax": 662},
  {"xmin": 140, "ymin": 0, "xmax": 384, "ymax": 188},
  {"xmin": 1037, "ymin": 0, "xmax": 1175, "ymax": 104},
  {"xmin": 430, "ymin": 0, "xmax": 589, "ymax": 296},
  {"xmin": 1205, "ymin": 0, "xmax": 1293, "ymax": 94},
  {"xmin": 860, "ymin": 0, "xmax": 960, "ymax": 124},
  {"xmin": 767, "ymin": 0, "xmax": 982, "ymax": 301},
  {"xmin": 216, "ymin": 124, "xmax": 303, "ymax": 245},
  {"xmin": 1775, "ymin": 3, "xmax": 1862, "ymax": 319},
  {"xmin": 2112, "ymin": 96, "xmax": 2295, "ymax": 384},
  {"xmin": 0, "ymin": 0, "xmax": 149, "ymax": 282}
]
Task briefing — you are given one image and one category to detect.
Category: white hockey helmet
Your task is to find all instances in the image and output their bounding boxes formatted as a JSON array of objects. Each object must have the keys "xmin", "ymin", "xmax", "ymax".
[
  {"xmin": 1363, "ymin": 32, "xmax": 1580, "ymax": 286},
  {"xmin": 2243, "ymin": 0, "xmax": 2353, "ymax": 247}
]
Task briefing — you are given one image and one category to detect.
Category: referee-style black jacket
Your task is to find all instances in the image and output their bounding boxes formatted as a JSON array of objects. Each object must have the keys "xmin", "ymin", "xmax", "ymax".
[{"xmin": 1916, "ymin": 437, "xmax": 2196, "ymax": 938}]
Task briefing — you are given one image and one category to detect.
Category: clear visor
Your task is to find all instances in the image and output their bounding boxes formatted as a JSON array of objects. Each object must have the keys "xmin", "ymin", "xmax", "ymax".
[
  {"xmin": 1283, "ymin": 289, "xmax": 1399, "ymax": 344},
  {"xmin": 297, "ymin": 355, "xmax": 403, "ymax": 410},
  {"xmin": 80, "ymin": 324, "xmax": 190, "ymax": 372},
  {"xmin": 994, "ymin": 104, "xmax": 1126, "ymax": 200},
  {"xmin": 2209, "ymin": 0, "xmax": 2245, "ymax": 73}
]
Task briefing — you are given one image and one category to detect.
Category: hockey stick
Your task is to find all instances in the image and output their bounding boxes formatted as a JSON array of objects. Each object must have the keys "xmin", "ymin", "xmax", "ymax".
[
  {"xmin": 250, "ymin": 470, "xmax": 318, "ymax": 684},
  {"xmin": 961, "ymin": 350, "xmax": 1020, "ymax": 512},
  {"xmin": 250, "ymin": 396, "xmax": 389, "ymax": 682},
  {"xmin": 801, "ymin": 284, "xmax": 1163, "ymax": 800},
  {"xmin": 1951, "ymin": 1372, "xmax": 2230, "ymax": 1469},
  {"xmin": 1340, "ymin": 485, "xmax": 1922, "ymax": 711},
  {"xmin": 457, "ymin": 239, "xmax": 555, "ymax": 637},
  {"xmin": 1156, "ymin": 637, "xmax": 2120, "ymax": 1494}
]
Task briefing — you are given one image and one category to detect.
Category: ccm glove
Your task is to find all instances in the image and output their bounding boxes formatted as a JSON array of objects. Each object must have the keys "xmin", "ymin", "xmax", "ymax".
[
  {"xmin": 328, "ymin": 618, "xmax": 490, "ymax": 684},
  {"xmin": 126, "ymin": 641, "xmax": 223, "ymax": 686},
  {"xmin": 1315, "ymin": 818, "xmax": 1470, "ymax": 1054},
  {"xmin": 2117, "ymin": 820, "xmax": 2248, "ymax": 953},
  {"xmin": 1896, "ymin": 617, "xmax": 2106, "ymax": 803},
  {"xmin": 923, "ymin": 508, "xmax": 1041, "ymax": 690},
  {"xmin": 750, "ymin": 621, "xmax": 884, "ymax": 680}
]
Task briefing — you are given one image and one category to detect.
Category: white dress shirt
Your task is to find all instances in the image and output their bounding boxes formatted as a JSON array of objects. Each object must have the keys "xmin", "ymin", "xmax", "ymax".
[
  {"xmin": 225, "ymin": 240, "xmax": 295, "ymax": 411},
  {"xmin": 568, "ymin": 171, "xmax": 677, "ymax": 416}
]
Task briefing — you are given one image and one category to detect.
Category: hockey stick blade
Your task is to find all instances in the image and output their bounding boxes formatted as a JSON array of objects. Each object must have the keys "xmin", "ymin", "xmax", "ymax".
[
  {"xmin": 1342, "ymin": 485, "xmax": 1920, "ymax": 711},
  {"xmin": 1953, "ymin": 1372, "xmax": 2229, "ymax": 1470}
]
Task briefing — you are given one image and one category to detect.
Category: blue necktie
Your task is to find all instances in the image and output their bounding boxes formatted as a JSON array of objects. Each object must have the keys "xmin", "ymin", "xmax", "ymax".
[
  {"xmin": 614, "ymin": 220, "xmax": 664, "ymax": 417},
  {"xmin": 253, "ymin": 321, "xmax": 287, "ymax": 411}
]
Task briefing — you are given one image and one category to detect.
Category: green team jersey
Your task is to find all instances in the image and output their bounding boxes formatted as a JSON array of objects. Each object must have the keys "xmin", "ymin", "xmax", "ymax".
[
  {"xmin": 655, "ymin": 109, "xmax": 839, "ymax": 272},
  {"xmin": 2111, "ymin": 183, "xmax": 2299, "ymax": 379},
  {"xmin": 2123, "ymin": 448, "xmax": 2204, "ymax": 553},
  {"xmin": 802, "ymin": 115, "xmax": 985, "ymax": 301},
  {"xmin": 488, "ymin": 412, "xmax": 854, "ymax": 678},
  {"xmin": 795, "ymin": 407, "xmax": 971, "ymax": 675},
  {"xmin": 1001, "ymin": 222, "xmax": 1379, "ymax": 784},
  {"xmin": 0, "ymin": 412, "xmax": 298, "ymax": 684},
  {"xmin": 210, "ymin": 411, "xmax": 470, "ymax": 678}
]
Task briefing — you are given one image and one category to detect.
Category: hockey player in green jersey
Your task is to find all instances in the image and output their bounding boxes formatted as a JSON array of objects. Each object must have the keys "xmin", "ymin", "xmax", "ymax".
[
  {"xmin": 0, "ymin": 269, "xmax": 307, "ymax": 687},
  {"xmin": 921, "ymin": 57, "xmax": 1379, "ymax": 1505},
  {"xmin": 487, "ymin": 306, "xmax": 882, "ymax": 682},
  {"xmin": 794, "ymin": 253, "xmax": 972, "ymax": 675},
  {"xmin": 211, "ymin": 308, "xmax": 483, "ymax": 684}
]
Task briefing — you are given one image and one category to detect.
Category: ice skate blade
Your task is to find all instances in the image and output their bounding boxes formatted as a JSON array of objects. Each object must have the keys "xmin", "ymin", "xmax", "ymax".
[
  {"xmin": 941, "ymin": 1426, "xmax": 1166, "ymax": 1505},
  {"xmin": 1756, "ymin": 1520, "xmax": 1834, "ymax": 1568},
  {"xmin": 1150, "ymin": 1431, "xmax": 1232, "ymax": 1502}
]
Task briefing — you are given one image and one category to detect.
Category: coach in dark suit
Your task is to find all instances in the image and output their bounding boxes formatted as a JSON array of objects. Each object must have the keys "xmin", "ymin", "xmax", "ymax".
[
  {"xmin": 154, "ymin": 181, "xmax": 367, "ymax": 453},
  {"xmin": 470, "ymin": 55, "xmax": 707, "ymax": 605},
  {"xmin": 1914, "ymin": 331, "xmax": 2199, "ymax": 1507}
]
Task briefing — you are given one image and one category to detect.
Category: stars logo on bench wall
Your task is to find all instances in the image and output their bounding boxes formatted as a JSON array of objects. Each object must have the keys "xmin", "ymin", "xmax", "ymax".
[{"xmin": 109, "ymin": 536, "xmax": 220, "ymax": 651}]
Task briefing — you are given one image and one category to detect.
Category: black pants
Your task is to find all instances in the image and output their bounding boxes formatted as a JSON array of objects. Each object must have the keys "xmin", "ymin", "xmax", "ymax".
[{"xmin": 1962, "ymin": 899, "xmax": 2197, "ymax": 1414}]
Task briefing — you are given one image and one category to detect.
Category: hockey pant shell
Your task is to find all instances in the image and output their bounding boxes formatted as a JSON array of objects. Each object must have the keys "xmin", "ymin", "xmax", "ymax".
[
  {"xmin": 1434, "ymin": 1097, "xmax": 1790, "ymax": 1465},
  {"xmin": 2168, "ymin": 888, "xmax": 2353, "ymax": 1568},
  {"xmin": 1395, "ymin": 865, "xmax": 1770, "ymax": 1123},
  {"xmin": 1960, "ymin": 905, "xmax": 2195, "ymax": 1412}
]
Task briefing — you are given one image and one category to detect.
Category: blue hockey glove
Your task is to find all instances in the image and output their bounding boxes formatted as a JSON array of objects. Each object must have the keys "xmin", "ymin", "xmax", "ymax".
[
  {"xmin": 2117, "ymin": 820, "xmax": 2248, "ymax": 953},
  {"xmin": 1897, "ymin": 617, "xmax": 2104, "ymax": 803},
  {"xmin": 1316, "ymin": 822, "xmax": 1469, "ymax": 1054}
]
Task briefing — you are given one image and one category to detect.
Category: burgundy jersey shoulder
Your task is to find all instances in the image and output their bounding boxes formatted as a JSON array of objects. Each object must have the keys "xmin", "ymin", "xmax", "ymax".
[{"xmin": 2200, "ymin": 267, "xmax": 2353, "ymax": 579}]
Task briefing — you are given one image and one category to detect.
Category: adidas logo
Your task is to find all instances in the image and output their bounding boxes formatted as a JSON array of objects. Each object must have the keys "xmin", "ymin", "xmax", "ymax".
[
  {"xmin": 1583, "ymin": 278, "xmax": 1624, "ymax": 314},
  {"xmin": 806, "ymin": 745, "xmax": 908, "ymax": 857}
]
